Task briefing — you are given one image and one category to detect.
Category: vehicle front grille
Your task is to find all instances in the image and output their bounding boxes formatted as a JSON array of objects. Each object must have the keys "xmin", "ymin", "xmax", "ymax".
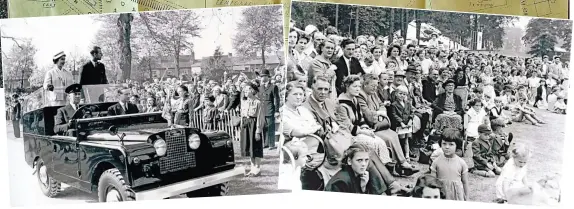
[{"xmin": 159, "ymin": 129, "xmax": 196, "ymax": 174}]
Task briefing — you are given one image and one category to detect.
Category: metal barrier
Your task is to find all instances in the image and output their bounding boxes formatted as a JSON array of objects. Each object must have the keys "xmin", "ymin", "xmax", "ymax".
[
  {"xmin": 189, "ymin": 109, "xmax": 282, "ymax": 144},
  {"xmin": 189, "ymin": 110, "xmax": 241, "ymax": 140}
]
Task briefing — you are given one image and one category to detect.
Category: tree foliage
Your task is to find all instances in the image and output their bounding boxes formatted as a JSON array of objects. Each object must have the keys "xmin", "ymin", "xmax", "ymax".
[
  {"xmin": 527, "ymin": 33, "xmax": 558, "ymax": 57},
  {"xmin": 139, "ymin": 10, "xmax": 202, "ymax": 76},
  {"xmin": 2, "ymin": 39, "xmax": 37, "ymax": 89},
  {"xmin": 290, "ymin": 2, "xmax": 517, "ymax": 49},
  {"xmin": 522, "ymin": 18, "xmax": 572, "ymax": 52},
  {"xmin": 201, "ymin": 46, "xmax": 228, "ymax": 81},
  {"xmin": 92, "ymin": 14, "xmax": 123, "ymax": 83},
  {"xmin": 233, "ymin": 6, "xmax": 283, "ymax": 67}
]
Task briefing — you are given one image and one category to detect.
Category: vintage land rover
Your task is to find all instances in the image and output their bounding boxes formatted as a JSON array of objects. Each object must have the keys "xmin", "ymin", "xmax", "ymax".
[{"xmin": 22, "ymin": 101, "xmax": 244, "ymax": 202}]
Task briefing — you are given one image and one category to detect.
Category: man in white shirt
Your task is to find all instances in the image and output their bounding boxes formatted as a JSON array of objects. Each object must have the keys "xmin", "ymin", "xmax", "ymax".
[{"xmin": 53, "ymin": 84, "xmax": 84, "ymax": 135}]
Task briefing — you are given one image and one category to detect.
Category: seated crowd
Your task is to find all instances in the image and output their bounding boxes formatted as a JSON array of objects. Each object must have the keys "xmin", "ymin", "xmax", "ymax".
[{"xmin": 281, "ymin": 25, "xmax": 566, "ymax": 205}]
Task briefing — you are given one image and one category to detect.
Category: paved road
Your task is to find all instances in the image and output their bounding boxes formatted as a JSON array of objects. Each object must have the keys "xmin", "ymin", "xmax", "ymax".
[{"xmin": 5, "ymin": 123, "xmax": 188, "ymax": 207}]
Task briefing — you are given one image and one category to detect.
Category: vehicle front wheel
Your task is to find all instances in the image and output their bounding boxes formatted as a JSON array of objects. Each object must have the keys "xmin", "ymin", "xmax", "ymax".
[
  {"xmin": 36, "ymin": 158, "xmax": 61, "ymax": 197},
  {"xmin": 97, "ymin": 168, "xmax": 135, "ymax": 202},
  {"xmin": 185, "ymin": 183, "xmax": 229, "ymax": 198}
]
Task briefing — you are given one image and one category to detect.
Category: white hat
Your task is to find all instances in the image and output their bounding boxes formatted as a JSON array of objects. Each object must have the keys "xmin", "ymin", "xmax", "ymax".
[
  {"xmin": 304, "ymin": 25, "xmax": 318, "ymax": 35},
  {"xmin": 53, "ymin": 51, "xmax": 66, "ymax": 61}
]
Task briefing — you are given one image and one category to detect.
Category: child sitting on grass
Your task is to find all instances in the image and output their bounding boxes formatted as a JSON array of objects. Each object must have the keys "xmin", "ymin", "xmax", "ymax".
[
  {"xmin": 495, "ymin": 143, "xmax": 529, "ymax": 203},
  {"xmin": 490, "ymin": 118, "xmax": 513, "ymax": 168},
  {"xmin": 512, "ymin": 96, "xmax": 546, "ymax": 126},
  {"xmin": 490, "ymin": 97, "xmax": 512, "ymax": 125},
  {"xmin": 471, "ymin": 124, "xmax": 500, "ymax": 177}
]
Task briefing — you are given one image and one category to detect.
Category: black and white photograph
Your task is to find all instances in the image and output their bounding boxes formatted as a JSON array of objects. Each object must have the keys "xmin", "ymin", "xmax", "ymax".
[
  {"xmin": 280, "ymin": 0, "xmax": 571, "ymax": 206},
  {"xmin": 0, "ymin": 4, "xmax": 286, "ymax": 206}
]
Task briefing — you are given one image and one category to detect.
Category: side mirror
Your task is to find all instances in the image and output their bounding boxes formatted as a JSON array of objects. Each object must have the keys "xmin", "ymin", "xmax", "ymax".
[{"xmin": 109, "ymin": 125, "xmax": 118, "ymax": 136}]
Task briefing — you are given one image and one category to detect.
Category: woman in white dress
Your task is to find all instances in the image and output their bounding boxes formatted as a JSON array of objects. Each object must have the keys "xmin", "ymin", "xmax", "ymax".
[{"xmin": 43, "ymin": 51, "xmax": 74, "ymax": 107}]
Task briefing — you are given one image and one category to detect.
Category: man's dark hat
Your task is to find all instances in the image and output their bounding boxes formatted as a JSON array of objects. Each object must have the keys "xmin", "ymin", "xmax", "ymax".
[
  {"xmin": 255, "ymin": 69, "xmax": 271, "ymax": 77},
  {"xmin": 442, "ymin": 79, "xmax": 455, "ymax": 88},
  {"xmin": 65, "ymin": 84, "xmax": 82, "ymax": 94}
]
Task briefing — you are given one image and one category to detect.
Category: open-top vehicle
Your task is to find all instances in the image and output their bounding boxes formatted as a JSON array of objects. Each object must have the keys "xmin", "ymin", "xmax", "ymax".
[{"xmin": 22, "ymin": 101, "xmax": 244, "ymax": 202}]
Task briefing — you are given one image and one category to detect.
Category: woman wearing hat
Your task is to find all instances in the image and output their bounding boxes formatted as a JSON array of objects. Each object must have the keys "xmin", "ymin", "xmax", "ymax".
[
  {"xmin": 43, "ymin": 51, "xmax": 74, "ymax": 107},
  {"xmin": 431, "ymin": 79, "xmax": 464, "ymax": 136},
  {"xmin": 10, "ymin": 94, "xmax": 22, "ymax": 138}
]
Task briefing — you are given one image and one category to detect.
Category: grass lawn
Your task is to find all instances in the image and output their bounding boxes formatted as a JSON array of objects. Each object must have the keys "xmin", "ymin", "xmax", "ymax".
[
  {"xmin": 394, "ymin": 107, "xmax": 565, "ymax": 203},
  {"xmin": 227, "ymin": 141, "xmax": 290, "ymax": 196},
  {"xmin": 273, "ymin": 106, "xmax": 566, "ymax": 203}
]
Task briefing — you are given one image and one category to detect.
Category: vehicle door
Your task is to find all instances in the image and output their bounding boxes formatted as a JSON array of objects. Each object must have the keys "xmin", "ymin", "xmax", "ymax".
[{"xmin": 51, "ymin": 135, "xmax": 81, "ymax": 185}]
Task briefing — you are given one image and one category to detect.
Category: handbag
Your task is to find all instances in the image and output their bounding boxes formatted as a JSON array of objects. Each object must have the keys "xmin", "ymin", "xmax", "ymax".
[{"xmin": 231, "ymin": 115, "xmax": 241, "ymax": 127}]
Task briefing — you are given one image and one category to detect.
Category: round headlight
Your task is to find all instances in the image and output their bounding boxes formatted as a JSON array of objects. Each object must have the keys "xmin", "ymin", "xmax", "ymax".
[
  {"xmin": 153, "ymin": 139, "xmax": 167, "ymax": 156},
  {"xmin": 188, "ymin": 134, "xmax": 201, "ymax": 149}
]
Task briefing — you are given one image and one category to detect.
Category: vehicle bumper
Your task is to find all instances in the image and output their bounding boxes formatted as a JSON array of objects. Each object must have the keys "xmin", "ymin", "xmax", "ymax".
[{"xmin": 134, "ymin": 167, "xmax": 245, "ymax": 200}]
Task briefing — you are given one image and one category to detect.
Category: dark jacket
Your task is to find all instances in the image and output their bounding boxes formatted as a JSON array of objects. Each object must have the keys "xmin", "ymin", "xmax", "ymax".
[
  {"xmin": 421, "ymin": 77, "xmax": 438, "ymax": 103},
  {"xmin": 79, "ymin": 61, "xmax": 108, "ymax": 85},
  {"xmin": 389, "ymin": 100, "xmax": 413, "ymax": 131},
  {"xmin": 258, "ymin": 83, "xmax": 281, "ymax": 117},
  {"xmin": 334, "ymin": 56, "xmax": 365, "ymax": 95},
  {"xmin": 54, "ymin": 104, "xmax": 76, "ymax": 135},
  {"xmin": 226, "ymin": 91, "xmax": 241, "ymax": 110},
  {"xmin": 107, "ymin": 102, "xmax": 139, "ymax": 116},
  {"xmin": 11, "ymin": 102, "xmax": 21, "ymax": 121},
  {"xmin": 430, "ymin": 93, "xmax": 464, "ymax": 121}
]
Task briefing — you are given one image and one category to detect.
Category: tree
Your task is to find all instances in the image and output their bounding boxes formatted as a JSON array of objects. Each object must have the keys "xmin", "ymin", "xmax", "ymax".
[
  {"xmin": 290, "ymin": 1, "xmax": 330, "ymax": 33},
  {"xmin": 117, "ymin": 13, "xmax": 134, "ymax": 81},
  {"xmin": 28, "ymin": 66, "xmax": 50, "ymax": 88},
  {"xmin": 2, "ymin": 39, "xmax": 36, "ymax": 90},
  {"xmin": 139, "ymin": 10, "xmax": 202, "ymax": 77},
  {"xmin": 233, "ymin": 6, "xmax": 282, "ymax": 68},
  {"xmin": 523, "ymin": 18, "xmax": 572, "ymax": 52},
  {"xmin": 92, "ymin": 14, "xmax": 124, "ymax": 83},
  {"xmin": 527, "ymin": 33, "xmax": 558, "ymax": 57},
  {"xmin": 201, "ymin": 46, "xmax": 228, "ymax": 80}
]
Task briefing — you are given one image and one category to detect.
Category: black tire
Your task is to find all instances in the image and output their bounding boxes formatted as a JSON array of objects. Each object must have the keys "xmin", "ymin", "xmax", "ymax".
[
  {"xmin": 97, "ymin": 168, "xmax": 135, "ymax": 202},
  {"xmin": 185, "ymin": 183, "xmax": 229, "ymax": 198},
  {"xmin": 36, "ymin": 158, "xmax": 61, "ymax": 198}
]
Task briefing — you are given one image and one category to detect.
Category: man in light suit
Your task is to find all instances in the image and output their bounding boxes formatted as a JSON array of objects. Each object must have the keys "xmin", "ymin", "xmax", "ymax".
[
  {"xmin": 54, "ymin": 84, "xmax": 84, "ymax": 135},
  {"xmin": 334, "ymin": 39, "xmax": 365, "ymax": 96},
  {"xmin": 107, "ymin": 88, "xmax": 139, "ymax": 116}
]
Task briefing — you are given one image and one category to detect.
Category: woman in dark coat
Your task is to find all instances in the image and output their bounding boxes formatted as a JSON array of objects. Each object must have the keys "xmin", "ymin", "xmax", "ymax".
[
  {"xmin": 325, "ymin": 144, "xmax": 378, "ymax": 194},
  {"xmin": 11, "ymin": 94, "xmax": 22, "ymax": 138}
]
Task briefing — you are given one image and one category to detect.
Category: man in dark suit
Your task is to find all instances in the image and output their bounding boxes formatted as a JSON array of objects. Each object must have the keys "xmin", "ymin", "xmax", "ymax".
[
  {"xmin": 422, "ymin": 69, "xmax": 439, "ymax": 103},
  {"xmin": 107, "ymin": 88, "xmax": 139, "ymax": 116},
  {"xmin": 79, "ymin": 46, "xmax": 108, "ymax": 85},
  {"xmin": 335, "ymin": 39, "xmax": 365, "ymax": 95},
  {"xmin": 54, "ymin": 84, "xmax": 84, "ymax": 135},
  {"xmin": 257, "ymin": 69, "xmax": 281, "ymax": 150}
]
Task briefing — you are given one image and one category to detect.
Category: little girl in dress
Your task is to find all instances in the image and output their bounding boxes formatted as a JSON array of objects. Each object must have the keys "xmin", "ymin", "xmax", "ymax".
[
  {"xmin": 430, "ymin": 128, "xmax": 469, "ymax": 201},
  {"xmin": 495, "ymin": 143, "xmax": 530, "ymax": 203}
]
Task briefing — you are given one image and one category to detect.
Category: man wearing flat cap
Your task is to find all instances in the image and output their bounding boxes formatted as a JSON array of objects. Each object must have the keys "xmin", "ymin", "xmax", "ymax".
[
  {"xmin": 44, "ymin": 51, "xmax": 75, "ymax": 107},
  {"xmin": 79, "ymin": 46, "xmax": 108, "ymax": 85},
  {"xmin": 257, "ymin": 69, "xmax": 281, "ymax": 150},
  {"xmin": 54, "ymin": 84, "xmax": 83, "ymax": 135}
]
